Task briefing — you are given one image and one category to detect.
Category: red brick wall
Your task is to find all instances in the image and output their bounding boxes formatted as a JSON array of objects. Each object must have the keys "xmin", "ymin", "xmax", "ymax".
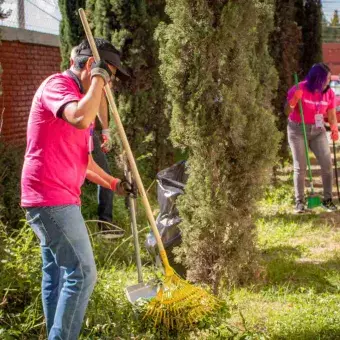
[
  {"xmin": 323, "ymin": 43, "xmax": 340, "ymax": 75},
  {"xmin": 0, "ymin": 40, "xmax": 61, "ymax": 145}
]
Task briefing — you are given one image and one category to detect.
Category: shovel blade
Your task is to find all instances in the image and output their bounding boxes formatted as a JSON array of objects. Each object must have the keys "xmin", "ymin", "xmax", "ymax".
[{"xmin": 125, "ymin": 282, "xmax": 157, "ymax": 303}]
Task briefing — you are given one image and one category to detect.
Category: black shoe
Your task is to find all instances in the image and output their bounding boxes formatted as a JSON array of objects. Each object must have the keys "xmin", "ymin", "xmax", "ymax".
[
  {"xmin": 295, "ymin": 200, "xmax": 306, "ymax": 214},
  {"xmin": 321, "ymin": 199, "xmax": 337, "ymax": 212}
]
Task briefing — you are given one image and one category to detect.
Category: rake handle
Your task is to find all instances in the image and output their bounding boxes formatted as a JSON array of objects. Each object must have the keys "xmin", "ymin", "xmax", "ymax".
[
  {"xmin": 294, "ymin": 73, "xmax": 315, "ymax": 193},
  {"xmin": 78, "ymin": 8, "xmax": 173, "ymax": 275}
]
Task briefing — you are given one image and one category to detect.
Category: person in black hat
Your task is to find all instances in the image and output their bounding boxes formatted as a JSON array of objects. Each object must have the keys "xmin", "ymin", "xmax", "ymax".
[
  {"xmin": 21, "ymin": 38, "xmax": 131, "ymax": 339},
  {"xmin": 76, "ymin": 38, "xmax": 130, "ymax": 81}
]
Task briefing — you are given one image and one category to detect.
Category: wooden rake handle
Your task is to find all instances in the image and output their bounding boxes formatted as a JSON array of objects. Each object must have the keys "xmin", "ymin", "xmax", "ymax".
[{"xmin": 78, "ymin": 8, "xmax": 173, "ymax": 275}]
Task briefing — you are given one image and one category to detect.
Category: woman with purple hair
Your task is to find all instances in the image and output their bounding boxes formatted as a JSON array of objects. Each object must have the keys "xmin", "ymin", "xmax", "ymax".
[{"xmin": 285, "ymin": 63, "xmax": 338, "ymax": 213}]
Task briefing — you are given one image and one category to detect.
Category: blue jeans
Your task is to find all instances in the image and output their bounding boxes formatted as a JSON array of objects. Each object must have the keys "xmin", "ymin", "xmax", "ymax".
[
  {"xmin": 26, "ymin": 205, "xmax": 97, "ymax": 340},
  {"xmin": 92, "ymin": 132, "xmax": 114, "ymax": 222}
]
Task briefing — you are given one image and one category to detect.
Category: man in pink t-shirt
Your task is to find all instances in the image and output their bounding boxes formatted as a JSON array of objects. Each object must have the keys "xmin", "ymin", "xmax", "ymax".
[
  {"xmin": 21, "ymin": 38, "xmax": 131, "ymax": 339},
  {"xmin": 286, "ymin": 63, "xmax": 339, "ymax": 213}
]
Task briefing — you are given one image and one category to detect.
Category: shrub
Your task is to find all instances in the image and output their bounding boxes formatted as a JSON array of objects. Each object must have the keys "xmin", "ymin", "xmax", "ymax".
[
  {"xmin": 157, "ymin": 0, "xmax": 281, "ymax": 291},
  {"xmin": 0, "ymin": 141, "xmax": 25, "ymax": 229}
]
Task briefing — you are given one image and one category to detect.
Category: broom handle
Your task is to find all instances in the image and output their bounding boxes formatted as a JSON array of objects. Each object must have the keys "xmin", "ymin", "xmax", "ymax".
[
  {"xmin": 333, "ymin": 140, "xmax": 340, "ymax": 202},
  {"xmin": 78, "ymin": 8, "xmax": 173, "ymax": 275},
  {"xmin": 294, "ymin": 73, "xmax": 315, "ymax": 193}
]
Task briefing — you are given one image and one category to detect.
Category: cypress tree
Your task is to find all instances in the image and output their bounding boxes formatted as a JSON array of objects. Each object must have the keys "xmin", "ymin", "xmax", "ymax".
[
  {"xmin": 58, "ymin": 0, "xmax": 86, "ymax": 70},
  {"xmin": 270, "ymin": 0, "xmax": 303, "ymax": 162},
  {"xmin": 331, "ymin": 10, "xmax": 340, "ymax": 26},
  {"xmin": 157, "ymin": 0, "xmax": 280, "ymax": 290},
  {"xmin": 301, "ymin": 0, "xmax": 322, "ymax": 76},
  {"xmin": 85, "ymin": 0, "xmax": 173, "ymax": 180},
  {"xmin": 323, "ymin": 11, "xmax": 340, "ymax": 43}
]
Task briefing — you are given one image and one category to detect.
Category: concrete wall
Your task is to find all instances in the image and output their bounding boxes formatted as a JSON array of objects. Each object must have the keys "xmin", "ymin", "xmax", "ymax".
[{"xmin": 0, "ymin": 26, "xmax": 61, "ymax": 145}]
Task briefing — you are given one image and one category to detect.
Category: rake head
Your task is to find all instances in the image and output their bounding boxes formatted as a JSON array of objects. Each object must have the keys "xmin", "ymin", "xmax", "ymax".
[{"xmin": 144, "ymin": 271, "xmax": 220, "ymax": 329}]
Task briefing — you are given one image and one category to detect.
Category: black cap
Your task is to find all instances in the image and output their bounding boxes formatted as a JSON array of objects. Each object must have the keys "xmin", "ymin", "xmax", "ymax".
[{"xmin": 78, "ymin": 48, "xmax": 130, "ymax": 81}]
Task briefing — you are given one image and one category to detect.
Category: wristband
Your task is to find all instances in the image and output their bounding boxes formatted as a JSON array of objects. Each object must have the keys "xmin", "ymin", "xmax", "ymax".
[
  {"xmin": 110, "ymin": 178, "xmax": 120, "ymax": 191},
  {"xmin": 102, "ymin": 129, "xmax": 110, "ymax": 137}
]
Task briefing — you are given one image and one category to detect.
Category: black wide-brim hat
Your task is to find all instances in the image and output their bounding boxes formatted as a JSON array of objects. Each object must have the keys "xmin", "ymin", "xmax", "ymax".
[{"xmin": 78, "ymin": 48, "xmax": 130, "ymax": 81}]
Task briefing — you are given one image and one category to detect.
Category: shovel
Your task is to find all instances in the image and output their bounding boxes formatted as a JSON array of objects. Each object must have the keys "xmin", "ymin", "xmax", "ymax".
[{"xmin": 123, "ymin": 157, "xmax": 157, "ymax": 303}]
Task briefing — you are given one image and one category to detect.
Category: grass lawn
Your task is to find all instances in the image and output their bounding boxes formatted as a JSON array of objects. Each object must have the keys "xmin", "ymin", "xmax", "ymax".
[{"xmin": 227, "ymin": 184, "xmax": 340, "ymax": 339}]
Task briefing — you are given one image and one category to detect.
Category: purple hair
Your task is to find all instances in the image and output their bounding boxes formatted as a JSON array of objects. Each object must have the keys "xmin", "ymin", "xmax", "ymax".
[{"xmin": 305, "ymin": 63, "xmax": 330, "ymax": 93}]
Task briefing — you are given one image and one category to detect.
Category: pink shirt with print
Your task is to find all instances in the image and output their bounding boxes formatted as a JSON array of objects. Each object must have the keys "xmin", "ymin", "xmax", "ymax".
[
  {"xmin": 288, "ymin": 80, "xmax": 336, "ymax": 124},
  {"xmin": 21, "ymin": 71, "xmax": 90, "ymax": 207}
]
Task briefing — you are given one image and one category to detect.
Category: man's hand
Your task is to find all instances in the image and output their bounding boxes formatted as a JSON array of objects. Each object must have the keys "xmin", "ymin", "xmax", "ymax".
[
  {"xmin": 101, "ymin": 129, "xmax": 111, "ymax": 153},
  {"xmin": 117, "ymin": 179, "xmax": 137, "ymax": 197},
  {"xmin": 331, "ymin": 124, "xmax": 339, "ymax": 141},
  {"xmin": 91, "ymin": 60, "xmax": 112, "ymax": 85},
  {"xmin": 110, "ymin": 178, "xmax": 137, "ymax": 197},
  {"xmin": 289, "ymin": 89, "xmax": 303, "ymax": 108}
]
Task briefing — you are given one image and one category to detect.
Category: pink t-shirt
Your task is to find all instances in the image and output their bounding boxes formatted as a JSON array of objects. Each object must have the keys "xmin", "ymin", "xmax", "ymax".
[
  {"xmin": 21, "ymin": 72, "xmax": 90, "ymax": 207},
  {"xmin": 288, "ymin": 80, "xmax": 336, "ymax": 124}
]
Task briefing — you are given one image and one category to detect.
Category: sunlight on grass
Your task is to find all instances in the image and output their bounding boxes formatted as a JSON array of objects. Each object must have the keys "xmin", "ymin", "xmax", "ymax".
[
  {"xmin": 231, "ymin": 288, "xmax": 340, "ymax": 339},
  {"xmin": 226, "ymin": 184, "xmax": 340, "ymax": 339}
]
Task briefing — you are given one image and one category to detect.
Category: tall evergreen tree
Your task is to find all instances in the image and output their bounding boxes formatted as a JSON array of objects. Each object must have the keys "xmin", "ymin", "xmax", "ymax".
[
  {"xmin": 301, "ymin": 0, "xmax": 322, "ymax": 76},
  {"xmin": 58, "ymin": 0, "xmax": 86, "ymax": 70},
  {"xmin": 323, "ymin": 11, "xmax": 340, "ymax": 42},
  {"xmin": 331, "ymin": 10, "xmax": 340, "ymax": 26},
  {"xmin": 157, "ymin": 0, "xmax": 280, "ymax": 290},
  {"xmin": 85, "ymin": 0, "xmax": 174, "ymax": 180},
  {"xmin": 270, "ymin": 0, "xmax": 303, "ymax": 162}
]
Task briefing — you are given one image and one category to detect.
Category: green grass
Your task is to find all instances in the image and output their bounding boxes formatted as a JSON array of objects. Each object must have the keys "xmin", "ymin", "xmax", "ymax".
[{"xmin": 226, "ymin": 184, "xmax": 340, "ymax": 339}]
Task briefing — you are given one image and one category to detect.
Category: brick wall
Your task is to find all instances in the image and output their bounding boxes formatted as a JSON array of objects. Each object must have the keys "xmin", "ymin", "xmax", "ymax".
[
  {"xmin": 323, "ymin": 43, "xmax": 340, "ymax": 75},
  {"xmin": 0, "ymin": 27, "xmax": 61, "ymax": 145}
]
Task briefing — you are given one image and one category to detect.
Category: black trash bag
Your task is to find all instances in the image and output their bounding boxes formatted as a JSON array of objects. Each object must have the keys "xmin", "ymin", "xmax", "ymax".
[{"xmin": 145, "ymin": 160, "xmax": 187, "ymax": 277}]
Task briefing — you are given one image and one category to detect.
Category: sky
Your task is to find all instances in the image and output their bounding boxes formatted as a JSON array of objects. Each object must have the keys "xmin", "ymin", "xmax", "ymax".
[{"xmin": 323, "ymin": 0, "xmax": 340, "ymax": 23}]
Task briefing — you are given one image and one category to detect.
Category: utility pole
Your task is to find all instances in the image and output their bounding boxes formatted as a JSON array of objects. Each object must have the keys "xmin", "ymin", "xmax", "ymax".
[{"xmin": 18, "ymin": 0, "xmax": 25, "ymax": 29}]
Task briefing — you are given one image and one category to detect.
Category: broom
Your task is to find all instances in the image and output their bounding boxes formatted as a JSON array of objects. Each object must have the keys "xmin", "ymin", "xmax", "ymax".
[
  {"xmin": 78, "ymin": 8, "xmax": 219, "ymax": 329},
  {"xmin": 294, "ymin": 73, "xmax": 321, "ymax": 209}
]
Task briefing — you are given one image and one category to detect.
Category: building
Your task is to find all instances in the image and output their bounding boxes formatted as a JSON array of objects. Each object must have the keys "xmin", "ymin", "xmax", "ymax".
[{"xmin": 0, "ymin": 0, "xmax": 61, "ymax": 145}]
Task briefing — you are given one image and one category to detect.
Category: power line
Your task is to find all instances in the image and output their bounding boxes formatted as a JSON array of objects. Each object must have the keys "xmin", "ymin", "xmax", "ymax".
[
  {"xmin": 323, "ymin": 25, "xmax": 340, "ymax": 28},
  {"xmin": 25, "ymin": 0, "xmax": 60, "ymax": 22},
  {"xmin": 37, "ymin": 0, "xmax": 58, "ymax": 8}
]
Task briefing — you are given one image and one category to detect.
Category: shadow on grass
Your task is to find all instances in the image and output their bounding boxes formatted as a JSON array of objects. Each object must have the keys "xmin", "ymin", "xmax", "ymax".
[
  {"xmin": 271, "ymin": 328, "xmax": 340, "ymax": 340},
  {"xmin": 259, "ymin": 210, "xmax": 340, "ymax": 230},
  {"xmin": 256, "ymin": 245, "xmax": 340, "ymax": 294}
]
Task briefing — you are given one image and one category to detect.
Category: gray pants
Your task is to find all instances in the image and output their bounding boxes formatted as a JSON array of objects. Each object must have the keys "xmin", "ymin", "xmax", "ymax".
[{"xmin": 287, "ymin": 120, "xmax": 333, "ymax": 202}]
